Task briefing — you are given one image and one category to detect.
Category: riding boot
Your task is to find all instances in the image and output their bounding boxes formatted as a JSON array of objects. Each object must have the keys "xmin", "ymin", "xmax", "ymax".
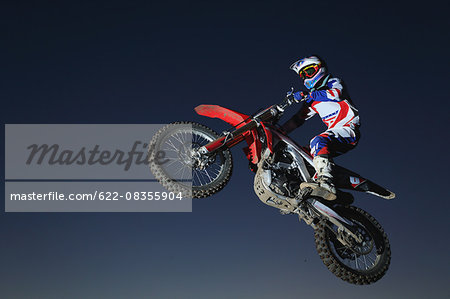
[{"xmin": 312, "ymin": 156, "xmax": 337, "ymax": 200}]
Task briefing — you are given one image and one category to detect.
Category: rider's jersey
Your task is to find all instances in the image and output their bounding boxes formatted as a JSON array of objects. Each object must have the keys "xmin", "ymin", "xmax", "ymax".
[{"xmin": 300, "ymin": 76, "xmax": 360, "ymax": 130}]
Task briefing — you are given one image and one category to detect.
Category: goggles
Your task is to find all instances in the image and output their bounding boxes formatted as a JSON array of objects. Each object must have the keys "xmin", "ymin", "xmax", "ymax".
[{"xmin": 299, "ymin": 64, "xmax": 321, "ymax": 79}]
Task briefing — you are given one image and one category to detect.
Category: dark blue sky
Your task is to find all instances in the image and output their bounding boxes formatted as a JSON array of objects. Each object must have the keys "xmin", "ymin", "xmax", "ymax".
[{"xmin": 1, "ymin": 1, "xmax": 449, "ymax": 298}]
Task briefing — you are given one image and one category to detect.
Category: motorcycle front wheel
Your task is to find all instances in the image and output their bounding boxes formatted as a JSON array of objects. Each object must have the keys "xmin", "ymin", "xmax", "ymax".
[
  {"xmin": 148, "ymin": 121, "xmax": 233, "ymax": 198},
  {"xmin": 314, "ymin": 206, "xmax": 391, "ymax": 285}
]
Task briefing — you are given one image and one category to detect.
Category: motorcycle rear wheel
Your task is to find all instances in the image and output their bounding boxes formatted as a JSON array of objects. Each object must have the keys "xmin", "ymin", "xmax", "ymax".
[
  {"xmin": 148, "ymin": 121, "xmax": 233, "ymax": 198},
  {"xmin": 314, "ymin": 206, "xmax": 391, "ymax": 285}
]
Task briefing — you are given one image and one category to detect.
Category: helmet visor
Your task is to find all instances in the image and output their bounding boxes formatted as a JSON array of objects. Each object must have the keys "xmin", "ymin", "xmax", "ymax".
[{"xmin": 299, "ymin": 64, "xmax": 320, "ymax": 79}]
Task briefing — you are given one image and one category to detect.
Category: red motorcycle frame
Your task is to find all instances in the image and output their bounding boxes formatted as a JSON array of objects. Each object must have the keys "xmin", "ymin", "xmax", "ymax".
[{"xmin": 194, "ymin": 103, "xmax": 395, "ymax": 200}]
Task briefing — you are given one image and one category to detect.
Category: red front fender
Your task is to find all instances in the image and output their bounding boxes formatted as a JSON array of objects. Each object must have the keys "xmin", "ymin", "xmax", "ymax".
[
  {"xmin": 194, "ymin": 105, "xmax": 250, "ymax": 127},
  {"xmin": 194, "ymin": 104, "xmax": 264, "ymax": 164}
]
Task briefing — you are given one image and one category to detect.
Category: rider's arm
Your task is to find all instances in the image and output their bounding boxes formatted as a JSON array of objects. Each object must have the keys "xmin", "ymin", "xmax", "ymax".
[
  {"xmin": 309, "ymin": 77, "xmax": 344, "ymax": 102},
  {"xmin": 281, "ymin": 102, "xmax": 315, "ymax": 134}
]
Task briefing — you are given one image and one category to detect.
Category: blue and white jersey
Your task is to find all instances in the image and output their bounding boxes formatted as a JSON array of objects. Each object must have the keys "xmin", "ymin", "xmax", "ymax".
[{"xmin": 302, "ymin": 77, "xmax": 360, "ymax": 130}]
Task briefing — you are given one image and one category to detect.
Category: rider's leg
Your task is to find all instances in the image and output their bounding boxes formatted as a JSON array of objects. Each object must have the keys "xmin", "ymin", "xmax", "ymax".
[
  {"xmin": 310, "ymin": 133, "xmax": 337, "ymax": 195},
  {"xmin": 309, "ymin": 128, "xmax": 360, "ymax": 197}
]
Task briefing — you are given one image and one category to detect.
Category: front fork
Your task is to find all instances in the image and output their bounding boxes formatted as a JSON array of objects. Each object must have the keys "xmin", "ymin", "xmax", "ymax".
[
  {"xmin": 199, "ymin": 121, "xmax": 257, "ymax": 155},
  {"xmin": 191, "ymin": 128, "xmax": 248, "ymax": 171},
  {"xmin": 193, "ymin": 120, "xmax": 257, "ymax": 169},
  {"xmin": 199, "ymin": 106, "xmax": 279, "ymax": 155}
]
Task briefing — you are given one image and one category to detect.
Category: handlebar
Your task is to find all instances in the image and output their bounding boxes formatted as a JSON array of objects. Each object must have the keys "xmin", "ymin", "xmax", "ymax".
[
  {"xmin": 277, "ymin": 89, "xmax": 308, "ymax": 111},
  {"xmin": 251, "ymin": 89, "xmax": 308, "ymax": 123},
  {"xmin": 201, "ymin": 89, "xmax": 308, "ymax": 154}
]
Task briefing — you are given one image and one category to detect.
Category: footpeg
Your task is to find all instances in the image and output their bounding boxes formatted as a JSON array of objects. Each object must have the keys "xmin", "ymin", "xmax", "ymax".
[{"xmin": 300, "ymin": 182, "xmax": 337, "ymax": 201}]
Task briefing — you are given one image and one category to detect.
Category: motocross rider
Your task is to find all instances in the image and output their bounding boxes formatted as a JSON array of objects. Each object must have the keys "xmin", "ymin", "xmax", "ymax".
[{"xmin": 282, "ymin": 56, "xmax": 360, "ymax": 200}]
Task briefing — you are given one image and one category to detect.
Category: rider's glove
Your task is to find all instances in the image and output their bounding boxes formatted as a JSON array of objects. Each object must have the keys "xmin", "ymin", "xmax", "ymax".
[
  {"xmin": 294, "ymin": 91, "xmax": 313, "ymax": 103},
  {"xmin": 293, "ymin": 91, "xmax": 304, "ymax": 101}
]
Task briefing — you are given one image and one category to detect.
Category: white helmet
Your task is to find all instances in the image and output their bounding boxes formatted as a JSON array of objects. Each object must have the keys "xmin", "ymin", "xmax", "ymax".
[{"xmin": 290, "ymin": 56, "xmax": 327, "ymax": 89}]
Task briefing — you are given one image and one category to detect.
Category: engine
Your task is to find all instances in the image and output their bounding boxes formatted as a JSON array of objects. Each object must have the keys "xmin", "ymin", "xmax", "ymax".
[{"xmin": 263, "ymin": 147, "xmax": 302, "ymax": 198}]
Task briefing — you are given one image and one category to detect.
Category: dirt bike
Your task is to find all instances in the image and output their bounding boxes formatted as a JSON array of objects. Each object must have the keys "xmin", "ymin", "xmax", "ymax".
[{"xmin": 148, "ymin": 90, "xmax": 395, "ymax": 285}]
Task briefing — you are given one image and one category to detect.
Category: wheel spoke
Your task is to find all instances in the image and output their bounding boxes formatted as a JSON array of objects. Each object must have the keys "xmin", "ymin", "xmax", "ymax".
[
  {"xmin": 165, "ymin": 139, "xmax": 179, "ymax": 152},
  {"xmin": 203, "ymin": 169, "xmax": 213, "ymax": 183},
  {"xmin": 363, "ymin": 254, "xmax": 368, "ymax": 270}
]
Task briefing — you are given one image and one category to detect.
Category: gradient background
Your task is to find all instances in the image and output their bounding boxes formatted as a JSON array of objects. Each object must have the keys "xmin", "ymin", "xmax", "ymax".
[{"xmin": 1, "ymin": 1, "xmax": 449, "ymax": 298}]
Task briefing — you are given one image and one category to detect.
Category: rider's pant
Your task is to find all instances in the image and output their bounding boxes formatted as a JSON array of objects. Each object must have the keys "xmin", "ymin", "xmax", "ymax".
[{"xmin": 310, "ymin": 126, "xmax": 360, "ymax": 158}]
